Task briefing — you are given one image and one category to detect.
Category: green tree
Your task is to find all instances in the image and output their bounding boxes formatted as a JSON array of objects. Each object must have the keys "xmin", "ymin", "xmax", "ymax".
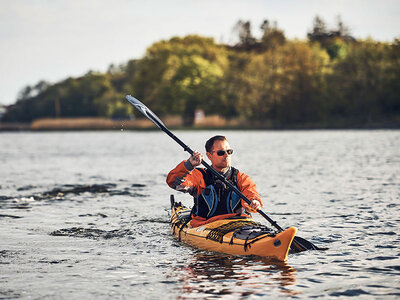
[
  {"xmin": 308, "ymin": 16, "xmax": 329, "ymax": 43},
  {"xmin": 308, "ymin": 15, "xmax": 354, "ymax": 60},
  {"xmin": 326, "ymin": 39, "xmax": 398, "ymax": 125},
  {"xmin": 260, "ymin": 20, "xmax": 286, "ymax": 50},
  {"xmin": 2, "ymin": 19, "xmax": 399, "ymax": 129},
  {"xmin": 233, "ymin": 20, "xmax": 257, "ymax": 49},
  {"xmin": 130, "ymin": 35, "xmax": 229, "ymax": 125},
  {"xmin": 2, "ymin": 72, "xmax": 122, "ymax": 122},
  {"xmin": 381, "ymin": 39, "xmax": 400, "ymax": 117},
  {"xmin": 231, "ymin": 41, "xmax": 330, "ymax": 126}
]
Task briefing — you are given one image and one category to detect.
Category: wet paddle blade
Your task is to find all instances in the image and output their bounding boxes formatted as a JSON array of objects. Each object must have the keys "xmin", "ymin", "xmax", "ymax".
[
  {"xmin": 290, "ymin": 236, "xmax": 323, "ymax": 253},
  {"xmin": 126, "ymin": 95, "xmax": 166, "ymax": 129}
]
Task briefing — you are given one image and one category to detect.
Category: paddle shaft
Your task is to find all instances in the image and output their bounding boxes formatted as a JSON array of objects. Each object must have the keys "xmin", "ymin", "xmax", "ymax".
[
  {"xmin": 125, "ymin": 95, "xmax": 322, "ymax": 251},
  {"xmin": 152, "ymin": 116, "xmax": 284, "ymax": 232}
]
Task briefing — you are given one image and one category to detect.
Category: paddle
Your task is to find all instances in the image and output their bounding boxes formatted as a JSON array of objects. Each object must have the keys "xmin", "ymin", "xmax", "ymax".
[{"xmin": 125, "ymin": 95, "xmax": 320, "ymax": 252}]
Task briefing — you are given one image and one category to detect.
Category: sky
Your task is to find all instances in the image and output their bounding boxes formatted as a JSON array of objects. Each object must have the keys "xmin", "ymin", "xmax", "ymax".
[{"xmin": 1, "ymin": 0, "xmax": 399, "ymax": 106}]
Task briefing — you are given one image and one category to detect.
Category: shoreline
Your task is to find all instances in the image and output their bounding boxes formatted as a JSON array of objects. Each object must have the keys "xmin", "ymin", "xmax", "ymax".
[{"xmin": 1, "ymin": 117, "xmax": 399, "ymax": 131}]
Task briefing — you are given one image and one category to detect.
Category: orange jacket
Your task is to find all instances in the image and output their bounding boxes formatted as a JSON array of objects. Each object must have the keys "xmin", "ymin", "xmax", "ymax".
[{"xmin": 166, "ymin": 161, "xmax": 262, "ymax": 226}]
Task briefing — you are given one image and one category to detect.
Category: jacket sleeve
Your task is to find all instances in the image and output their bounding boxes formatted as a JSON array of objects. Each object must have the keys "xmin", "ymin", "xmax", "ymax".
[
  {"xmin": 236, "ymin": 171, "xmax": 263, "ymax": 212},
  {"xmin": 166, "ymin": 161, "xmax": 205, "ymax": 196}
]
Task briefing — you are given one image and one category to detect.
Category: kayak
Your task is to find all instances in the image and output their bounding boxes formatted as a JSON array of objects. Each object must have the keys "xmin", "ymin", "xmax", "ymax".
[{"xmin": 170, "ymin": 195, "xmax": 297, "ymax": 261}]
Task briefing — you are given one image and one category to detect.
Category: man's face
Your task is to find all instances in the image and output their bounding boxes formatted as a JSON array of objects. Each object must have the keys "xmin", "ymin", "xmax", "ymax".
[{"xmin": 206, "ymin": 139, "xmax": 232, "ymax": 172}]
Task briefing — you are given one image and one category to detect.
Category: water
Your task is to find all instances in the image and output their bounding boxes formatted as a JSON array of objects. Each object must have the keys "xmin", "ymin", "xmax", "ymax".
[{"xmin": 1, "ymin": 130, "xmax": 399, "ymax": 299}]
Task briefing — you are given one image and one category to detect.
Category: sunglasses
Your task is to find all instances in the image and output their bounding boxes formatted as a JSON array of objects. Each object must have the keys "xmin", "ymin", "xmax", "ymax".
[{"xmin": 212, "ymin": 149, "xmax": 234, "ymax": 156}]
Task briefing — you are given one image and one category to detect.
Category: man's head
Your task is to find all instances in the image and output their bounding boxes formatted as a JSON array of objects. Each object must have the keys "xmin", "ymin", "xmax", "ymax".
[{"xmin": 205, "ymin": 135, "xmax": 233, "ymax": 172}]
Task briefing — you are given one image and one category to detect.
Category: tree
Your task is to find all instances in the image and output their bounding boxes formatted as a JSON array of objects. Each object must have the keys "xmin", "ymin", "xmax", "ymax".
[
  {"xmin": 308, "ymin": 16, "xmax": 329, "ymax": 43},
  {"xmin": 233, "ymin": 20, "xmax": 257, "ymax": 50},
  {"xmin": 260, "ymin": 20, "xmax": 286, "ymax": 50},
  {"xmin": 336, "ymin": 15, "xmax": 351, "ymax": 37},
  {"xmin": 17, "ymin": 80, "xmax": 50, "ymax": 102},
  {"xmin": 231, "ymin": 41, "xmax": 330, "ymax": 126},
  {"xmin": 325, "ymin": 40, "xmax": 399, "ymax": 125},
  {"xmin": 130, "ymin": 35, "xmax": 229, "ymax": 125},
  {"xmin": 2, "ymin": 73, "xmax": 121, "ymax": 122},
  {"xmin": 308, "ymin": 15, "xmax": 354, "ymax": 60},
  {"xmin": 2, "ymin": 18, "xmax": 399, "ymax": 129}
]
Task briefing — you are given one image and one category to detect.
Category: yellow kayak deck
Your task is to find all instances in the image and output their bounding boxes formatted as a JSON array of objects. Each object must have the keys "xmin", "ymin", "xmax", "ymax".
[{"xmin": 170, "ymin": 201, "xmax": 297, "ymax": 261}]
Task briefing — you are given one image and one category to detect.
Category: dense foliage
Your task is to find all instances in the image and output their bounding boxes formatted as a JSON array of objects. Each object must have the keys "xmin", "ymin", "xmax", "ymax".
[{"xmin": 3, "ymin": 17, "xmax": 399, "ymax": 128}]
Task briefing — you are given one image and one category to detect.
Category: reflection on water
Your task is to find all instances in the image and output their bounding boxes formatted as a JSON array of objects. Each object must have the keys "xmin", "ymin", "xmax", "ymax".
[{"xmin": 172, "ymin": 252, "xmax": 298, "ymax": 298}]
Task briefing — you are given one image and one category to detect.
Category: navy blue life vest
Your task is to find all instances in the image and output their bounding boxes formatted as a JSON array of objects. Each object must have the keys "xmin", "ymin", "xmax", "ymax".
[{"xmin": 193, "ymin": 167, "xmax": 242, "ymax": 219}]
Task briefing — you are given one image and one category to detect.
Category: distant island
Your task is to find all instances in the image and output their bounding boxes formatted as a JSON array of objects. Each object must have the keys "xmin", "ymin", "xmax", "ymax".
[{"xmin": 1, "ymin": 17, "xmax": 399, "ymax": 130}]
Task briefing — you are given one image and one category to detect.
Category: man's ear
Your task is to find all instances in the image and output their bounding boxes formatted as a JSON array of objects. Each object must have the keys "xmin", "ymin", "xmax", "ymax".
[{"xmin": 206, "ymin": 152, "xmax": 212, "ymax": 160}]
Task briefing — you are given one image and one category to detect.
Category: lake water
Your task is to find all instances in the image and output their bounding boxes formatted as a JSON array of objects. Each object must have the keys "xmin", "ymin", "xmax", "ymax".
[{"xmin": 1, "ymin": 130, "xmax": 399, "ymax": 299}]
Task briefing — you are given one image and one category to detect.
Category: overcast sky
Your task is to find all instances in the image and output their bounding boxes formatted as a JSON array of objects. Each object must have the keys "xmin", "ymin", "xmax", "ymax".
[{"xmin": 1, "ymin": 0, "xmax": 399, "ymax": 105}]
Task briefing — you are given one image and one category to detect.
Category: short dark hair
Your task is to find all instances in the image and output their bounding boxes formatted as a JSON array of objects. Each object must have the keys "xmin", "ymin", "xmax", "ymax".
[{"xmin": 205, "ymin": 135, "xmax": 227, "ymax": 153}]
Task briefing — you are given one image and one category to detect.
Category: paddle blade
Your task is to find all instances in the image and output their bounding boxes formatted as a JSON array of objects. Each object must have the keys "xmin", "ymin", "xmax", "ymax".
[
  {"xmin": 126, "ymin": 95, "xmax": 166, "ymax": 129},
  {"xmin": 290, "ymin": 236, "xmax": 323, "ymax": 253}
]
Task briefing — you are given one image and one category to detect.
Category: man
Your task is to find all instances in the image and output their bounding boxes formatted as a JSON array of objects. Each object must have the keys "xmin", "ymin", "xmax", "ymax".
[{"xmin": 166, "ymin": 135, "xmax": 262, "ymax": 227}]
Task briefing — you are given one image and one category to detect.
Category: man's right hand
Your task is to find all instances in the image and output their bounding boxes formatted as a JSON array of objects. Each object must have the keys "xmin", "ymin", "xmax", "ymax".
[{"xmin": 189, "ymin": 151, "xmax": 203, "ymax": 167}]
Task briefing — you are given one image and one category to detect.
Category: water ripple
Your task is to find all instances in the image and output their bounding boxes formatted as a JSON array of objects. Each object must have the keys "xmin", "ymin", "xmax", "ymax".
[
  {"xmin": 1, "ymin": 130, "xmax": 399, "ymax": 299},
  {"xmin": 50, "ymin": 227, "xmax": 136, "ymax": 240}
]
